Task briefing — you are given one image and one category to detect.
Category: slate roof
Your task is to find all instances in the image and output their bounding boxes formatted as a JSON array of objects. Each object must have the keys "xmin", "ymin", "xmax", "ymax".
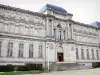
[
  {"xmin": 39, "ymin": 4, "xmax": 67, "ymax": 15},
  {"xmin": 90, "ymin": 21, "xmax": 100, "ymax": 27}
]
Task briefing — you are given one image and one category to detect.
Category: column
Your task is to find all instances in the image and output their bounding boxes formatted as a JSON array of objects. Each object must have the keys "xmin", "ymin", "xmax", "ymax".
[
  {"xmin": 71, "ymin": 24, "xmax": 74, "ymax": 40},
  {"xmin": 13, "ymin": 40, "xmax": 19, "ymax": 58},
  {"xmin": 52, "ymin": 20, "xmax": 53, "ymax": 37},
  {"xmin": 2, "ymin": 39, "xmax": 8, "ymax": 57},
  {"xmin": 56, "ymin": 29, "xmax": 60, "ymax": 40},
  {"xmin": 69, "ymin": 24, "xmax": 72, "ymax": 39},
  {"xmin": 65, "ymin": 30, "xmax": 67, "ymax": 40},
  {"xmin": 67, "ymin": 23, "xmax": 71, "ymax": 39},
  {"xmin": 61, "ymin": 30, "xmax": 64, "ymax": 40},
  {"xmin": 46, "ymin": 18, "xmax": 49, "ymax": 36},
  {"xmin": 24, "ymin": 41, "xmax": 29, "ymax": 58}
]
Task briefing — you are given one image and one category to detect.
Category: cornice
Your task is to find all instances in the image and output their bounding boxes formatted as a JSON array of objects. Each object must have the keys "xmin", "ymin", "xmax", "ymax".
[
  {"xmin": 0, "ymin": 4, "xmax": 99, "ymax": 29},
  {"xmin": 66, "ymin": 13, "xmax": 73, "ymax": 16},
  {"xmin": 0, "ymin": 32, "xmax": 46, "ymax": 42},
  {"xmin": 66, "ymin": 19, "xmax": 98, "ymax": 29},
  {"xmin": 45, "ymin": 15, "xmax": 99, "ymax": 29},
  {"xmin": 0, "ymin": 4, "xmax": 46, "ymax": 18}
]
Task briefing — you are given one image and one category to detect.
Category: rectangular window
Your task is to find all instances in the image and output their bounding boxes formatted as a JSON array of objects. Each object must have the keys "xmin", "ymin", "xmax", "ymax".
[
  {"xmin": 81, "ymin": 49, "xmax": 84, "ymax": 59},
  {"xmin": 92, "ymin": 50, "xmax": 94, "ymax": 59},
  {"xmin": 0, "ymin": 42, "xmax": 2, "ymax": 57},
  {"xmin": 76, "ymin": 48, "xmax": 79, "ymax": 59},
  {"xmin": 19, "ymin": 43, "xmax": 24, "ymax": 57},
  {"xmin": 38, "ymin": 45, "xmax": 43, "ymax": 58},
  {"xmin": 54, "ymin": 29, "xmax": 56, "ymax": 38},
  {"xmin": 60, "ymin": 31, "xmax": 61, "ymax": 40},
  {"xmin": 87, "ymin": 49, "xmax": 90, "ymax": 59},
  {"xmin": 96, "ymin": 50, "xmax": 99, "ymax": 59},
  {"xmin": 29, "ymin": 44, "xmax": 34, "ymax": 58},
  {"xmin": 7, "ymin": 42, "xmax": 13, "ymax": 57},
  {"xmin": 64, "ymin": 30, "xmax": 66, "ymax": 40},
  {"xmin": 56, "ymin": 30, "xmax": 60, "ymax": 40}
]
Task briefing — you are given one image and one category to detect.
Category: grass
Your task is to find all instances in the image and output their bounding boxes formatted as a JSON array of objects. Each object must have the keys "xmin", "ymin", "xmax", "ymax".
[{"xmin": 0, "ymin": 71, "xmax": 33, "ymax": 75}]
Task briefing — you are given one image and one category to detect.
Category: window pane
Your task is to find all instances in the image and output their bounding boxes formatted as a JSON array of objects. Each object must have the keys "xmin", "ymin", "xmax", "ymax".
[
  {"xmin": 76, "ymin": 48, "xmax": 79, "ymax": 59},
  {"xmin": 29, "ymin": 44, "xmax": 34, "ymax": 58},
  {"xmin": 19, "ymin": 43, "xmax": 24, "ymax": 57},
  {"xmin": 87, "ymin": 49, "xmax": 90, "ymax": 59},
  {"xmin": 96, "ymin": 50, "xmax": 99, "ymax": 59},
  {"xmin": 38, "ymin": 45, "xmax": 43, "ymax": 58},
  {"xmin": 7, "ymin": 42, "xmax": 13, "ymax": 57},
  {"xmin": 81, "ymin": 49, "xmax": 84, "ymax": 59},
  {"xmin": 92, "ymin": 50, "xmax": 94, "ymax": 59},
  {"xmin": 0, "ymin": 42, "xmax": 2, "ymax": 57}
]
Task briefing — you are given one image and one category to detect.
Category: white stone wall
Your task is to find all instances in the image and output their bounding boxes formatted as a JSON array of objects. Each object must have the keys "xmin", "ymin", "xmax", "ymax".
[
  {"xmin": 46, "ymin": 42, "xmax": 56, "ymax": 62},
  {"xmin": 0, "ymin": 37, "xmax": 45, "ymax": 65},
  {"xmin": 0, "ymin": 5, "xmax": 100, "ymax": 67},
  {"xmin": 75, "ymin": 45, "xmax": 100, "ymax": 61},
  {"xmin": 98, "ymin": 30, "xmax": 100, "ymax": 44},
  {"xmin": 0, "ymin": 8, "xmax": 46, "ymax": 38}
]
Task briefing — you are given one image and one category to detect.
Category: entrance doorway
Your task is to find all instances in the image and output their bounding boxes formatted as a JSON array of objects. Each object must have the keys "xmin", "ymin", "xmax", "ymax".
[{"xmin": 57, "ymin": 53, "xmax": 64, "ymax": 62}]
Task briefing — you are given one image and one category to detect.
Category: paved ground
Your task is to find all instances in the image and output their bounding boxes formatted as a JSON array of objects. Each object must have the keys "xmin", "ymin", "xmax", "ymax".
[{"xmin": 23, "ymin": 68, "xmax": 100, "ymax": 75}]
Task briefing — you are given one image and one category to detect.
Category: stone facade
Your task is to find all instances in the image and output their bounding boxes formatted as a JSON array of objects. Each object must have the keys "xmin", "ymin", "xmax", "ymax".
[{"xmin": 0, "ymin": 4, "xmax": 100, "ymax": 70}]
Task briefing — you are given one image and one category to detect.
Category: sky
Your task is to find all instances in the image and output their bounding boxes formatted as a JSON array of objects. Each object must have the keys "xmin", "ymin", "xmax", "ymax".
[{"xmin": 0, "ymin": 0, "xmax": 100, "ymax": 24}]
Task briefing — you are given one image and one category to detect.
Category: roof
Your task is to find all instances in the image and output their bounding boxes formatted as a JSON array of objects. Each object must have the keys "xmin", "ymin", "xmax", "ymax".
[
  {"xmin": 90, "ymin": 21, "xmax": 100, "ymax": 27},
  {"xmin": 39, "ymin": 4, "xmax": 67, "ymax": 15},
  {"xmin": 0, "ymin": 4, "xmax": 45, "ymax": 17},
  {"xmin": 0, "ymin": 4, "xmax": 98, "ymax": 29}
]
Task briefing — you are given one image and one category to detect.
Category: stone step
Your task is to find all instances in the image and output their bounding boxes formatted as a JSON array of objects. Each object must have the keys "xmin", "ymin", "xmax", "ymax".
[{"xmin": 49, "ymin": 62, "xmax": 92, "ymax": 71}]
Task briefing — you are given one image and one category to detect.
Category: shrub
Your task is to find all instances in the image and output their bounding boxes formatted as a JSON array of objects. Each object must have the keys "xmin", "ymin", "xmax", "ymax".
[
  {"xmin": 0, "ymin": 64, "xmax": 42, "ymax": 72},
  {"xmin": 92, "ymin": 62, "xmax": 100, "ymax": 68}
]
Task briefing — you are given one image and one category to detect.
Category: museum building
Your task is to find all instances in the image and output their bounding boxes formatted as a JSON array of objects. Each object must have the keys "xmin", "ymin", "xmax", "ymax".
[{"xmin": 0, "ymin": 4, "xmax": 100, "ymax": 70}]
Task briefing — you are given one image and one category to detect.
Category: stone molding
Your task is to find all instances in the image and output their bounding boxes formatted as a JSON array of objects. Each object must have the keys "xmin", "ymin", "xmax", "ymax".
[{"xmin": 0, "ymin": 4, "xmax": 99, "ymax": 29}]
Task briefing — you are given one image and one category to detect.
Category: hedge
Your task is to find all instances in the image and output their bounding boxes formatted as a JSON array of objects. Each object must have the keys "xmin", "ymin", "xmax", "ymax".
[
  {"xmin": 0, "ymin": 64, "xmax": 42, "ymax": 72},
  {"xmin": 92, "ymin": 62, "xmax": 100, "ymax": 68}
]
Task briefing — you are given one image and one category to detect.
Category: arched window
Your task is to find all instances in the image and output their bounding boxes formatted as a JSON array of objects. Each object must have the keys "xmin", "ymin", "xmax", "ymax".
[
  {"xmin": 92, "ymin": 50, "xmax": 94, "ymax": 59},
  {"xmin": 96, "ymin": 50, "xmax": 99, "ymax": 59},
  {"xmin": 7, "ymin": 42, "xmax": 13, "ymax": 57},
  {"xmin": 29, "ymin": 44, "xmax": 34, "ymax": 58},
  {"xmin": 81, "ymin": 49, "xmax": 84, "ymax": 59},
  {"xmin": 38, "ymin": 45, "xmax": 43, "ymax": 58},
  {"xmin": 76, "ymin": 48, "xmax": 79, "ymax": 59},
  {"xmin": 63, "ymin": 30, "xmax": 66, "ymax": 40},
  {"xmin": 19, "ymin": 43, "xmax": 24, "ymax": 57},
  {"xmin": 56, "ymin": 24, "xmax": 62, "ymax": 40},
  {"xmin": 0, "ymin": 42, "xmax": 2, "ymax": 57},
  {"xmin": 87, "ymin": 49, "xmax": 90, "ymax": 59}
]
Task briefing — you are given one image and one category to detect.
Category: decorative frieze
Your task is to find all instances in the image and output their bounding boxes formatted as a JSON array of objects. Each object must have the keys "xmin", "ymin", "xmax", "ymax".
[
  {"xmin": 73, "ymin": 29, "xmax": 97, "ymax": 36},
  {"xmin": 0, "ymin": 14, "xmax": 45, "ymax": 26}
]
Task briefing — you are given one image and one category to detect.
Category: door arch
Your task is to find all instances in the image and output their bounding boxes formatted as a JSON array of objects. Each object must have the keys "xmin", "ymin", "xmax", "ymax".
[{"xmin": 57, "ymin": 46, "xmax": 64, "ymax": 62}]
